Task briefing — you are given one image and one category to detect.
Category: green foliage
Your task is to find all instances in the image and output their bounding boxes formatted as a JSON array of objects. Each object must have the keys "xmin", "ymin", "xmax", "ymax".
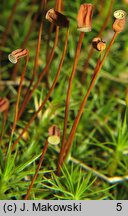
[
  {"xmin": 0, "ymin": 0, "xmax": 128, "ymax": 200},
  {"xmin": 42, "ymin": 165, "xmax": 113, "ymax": 200}
]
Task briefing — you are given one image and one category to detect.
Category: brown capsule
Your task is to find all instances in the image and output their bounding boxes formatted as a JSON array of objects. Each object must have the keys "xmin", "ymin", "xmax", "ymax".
[
  {"xmin": 77, "ymin": 3, "xmax": 94, "ymax": 32},
  {"xmin": 112, "ymin": 18, "xmax": 126, "ymax": 33},
  {"xmin": 97, "ymin": 41, "xmax": 106, "ymax": 52},
  {"xmin": 92, "ymin": 37, "xmax": 101, "ymax": 50},
  {"xmin": 92, "ymin": 37, "xmax": 106, "ymax": 51},
  {"xmin": 45, "ymin": 8, "xmax": 69, "ymax": 28},
  {"xmin": 0, "ymin": 98, "xmax": 9, "ymax": 113},
  {"xmin": 8, "ymin": 48, "xmax": 29, "ymax": 64},
  {"xmin": 48, "ymin": 125, "xmax": 60, "ymax": 145}
]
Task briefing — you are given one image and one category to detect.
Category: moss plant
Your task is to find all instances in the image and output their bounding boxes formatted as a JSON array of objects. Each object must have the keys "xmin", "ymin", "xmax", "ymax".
[{"xmin": 0, "ymin": 0, "xmax": 128, "ymax": 200}]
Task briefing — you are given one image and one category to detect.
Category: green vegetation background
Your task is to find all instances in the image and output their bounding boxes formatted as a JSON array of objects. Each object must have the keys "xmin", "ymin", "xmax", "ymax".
[{"xmin": 0, "ymin": 0, "xmax": 128, "ymax": 199}]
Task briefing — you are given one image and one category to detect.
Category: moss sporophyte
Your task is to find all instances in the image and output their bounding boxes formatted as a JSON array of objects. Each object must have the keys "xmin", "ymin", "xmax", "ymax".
[
  {"xmin": 57, "ymin": 9, "xmax": 127, "ymax": 174},
  {"xmin": 58, "ymin": 3, "xmax": 94, "ymax": 174},
  {"xmin": 0, "ymin": 0, "xmax": 127, "ymax": 199},
  {"xmin": 0, "ymin": 98, "xmax": 9, "ymax": 146}
]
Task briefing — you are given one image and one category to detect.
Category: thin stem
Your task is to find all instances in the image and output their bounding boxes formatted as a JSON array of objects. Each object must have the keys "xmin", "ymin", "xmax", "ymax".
[
  {"xmin": 59, "ymin": 32, "xmax": 118, "ymax": 173},
  {"xmin": 98, "ymin": 0, "xmax": 115, "ymax": 36},
  {"xmin": 22, "ymin": 0, "xmax": 47, "ymax": 97},
  {"xmin": 17, "ymin": 27, "xmax": 59, "ymax": 120},
  {"xmin": 24, "ymin": 140, "xmax": 48, "ymax": 200},
  {"xmin": 0, "ymin": 0, "xmax": 19, "ymax": 81},
  {"xmin": 11, "ymin": 63, "xmax": 19, "ymax": 81},
  {"xmin": 81, "ymin": 46, "xmax": 94, "ymax": 84},
  {"xmin": 46, "ymin": 24, "xmax": 54, "ymax": 62},
  {"xmin": 11, "ymin": 27, "xmax": 69, "ymax": 151},
  {"xmin": 22, "ymin": 13, "xmax": 38, "ymax": 48},
  {"xmin": 11, "ymin": 55, "xmax": 29, "ymax": 136},
  {"xmin": 57, "ymin": 32, "xmax": 85, "ymax": 174},
  {"xmin": 23, "ymin": 0, "xmax": 46, "ymax": 47},
  {"xmin": 21, "ymin": 20, "xmax": 44, "ymax": 106},
  {"xmin": 0, "ymin": 109, "xmax": 8, "ymax": 146},
  {"xmin": 55, "ymin": 0, "xmax": 62, "ymax": 11},
  {"xmin": 0, "ymin": 0, "xmax": 19, "ymax": 54},
  {"xmin": 46, "ymin": 0, "xmax": 62, "ymax": 87},
  {"xmin": 81, "ymin": 0, "xmax": 115, "ymax": 84},
  {"xmin": 30, "ymin": 21, "xmax": 43, "ymax": 81},
  {"xmin": 11, "ymin": 0, "xmax": 46, "ymax": 80}
]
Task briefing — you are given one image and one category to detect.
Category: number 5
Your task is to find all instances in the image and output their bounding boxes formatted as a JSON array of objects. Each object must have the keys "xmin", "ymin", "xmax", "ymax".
[{"xmin": 116, "ymin": 203, "xmax": 122, "ymax": 211}]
